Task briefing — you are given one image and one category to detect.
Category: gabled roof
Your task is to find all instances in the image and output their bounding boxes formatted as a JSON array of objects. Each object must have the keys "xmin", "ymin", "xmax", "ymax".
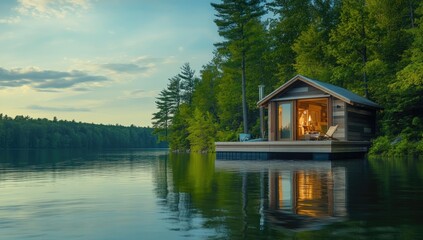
[{"xmin": 257, "ymin": 75, "xmax": 382, "ymax": 109}]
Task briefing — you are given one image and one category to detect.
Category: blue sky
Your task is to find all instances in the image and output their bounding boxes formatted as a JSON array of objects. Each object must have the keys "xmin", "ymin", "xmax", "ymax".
[{"xmin": 0, "ymin": 0, "xmax": 219, "ymax": 126}]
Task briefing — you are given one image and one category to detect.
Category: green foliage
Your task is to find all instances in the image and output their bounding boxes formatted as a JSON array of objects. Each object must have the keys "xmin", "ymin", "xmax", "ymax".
[
  {"xmin": 151, "ymin": 0, "xmax": 423, "ymax": 155},
  {"xmin": 152, "ymin": 89, "xmax": 173, "ymax": 142},
  {"xmin": 267, "ymin": 0, "xmax": 313, "ymax": 82},
  {"xmin": 291, "ymin": 0, "xmax": 340, "ymax": 82},
  {"xmin": 211, "ymin": 0, "xmax": 266, "ymax": 134},
  {"xmin": 328, "ymin": 0, "xmax": 372, "ymax": 95},
  {"xmin": 179, "ymin": 63, "xmax": 199, "ymax": 105},
  {"xmin": 369, "ymin": 136, "xmax": 391, "ymax": 155},
  {"xmin": 292, "ymin": 23, "xmax": 333, "ymax": 81},
  {"xmin": 367, "ymin": 1, "xmax": 423, "ymax": 156},
  {"xmin": 193, "ymin": 57, "xmax": 220, "ymax": 118},
  {"xmin": 0, "ymin": 114, "xmax": 164, "ymax": 149},
  {"xmin": 168, "ymin": 104, "xmax": 191, "ymax": 152},
  {"xmin": 187, "ymin": 109, "xmax": 217, "ymax": 152}
]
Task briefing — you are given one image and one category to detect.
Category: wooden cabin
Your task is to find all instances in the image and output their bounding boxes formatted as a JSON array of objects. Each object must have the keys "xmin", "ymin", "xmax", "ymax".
[
  {"xmin": 215, "ymin": 75, "xmax": 382, "ymax": 160},
  {"xmin": 258, "ymin": 74, "xmax": 382, "ymax": 142}
]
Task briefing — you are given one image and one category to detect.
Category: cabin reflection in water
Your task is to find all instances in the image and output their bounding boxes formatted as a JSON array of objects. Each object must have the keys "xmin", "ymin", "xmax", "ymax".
[
  {"xmin": 268, "ymin": 168, "xmax": 346, "ymax": 217},
  {"xmin": 215, "ymin": 160, "xmax": 348, "ymax": 230}
]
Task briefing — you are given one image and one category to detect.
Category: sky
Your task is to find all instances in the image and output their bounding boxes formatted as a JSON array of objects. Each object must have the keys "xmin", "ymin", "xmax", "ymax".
[{"xmin": 0, "ymin": 0, "xmax": 219, "ymax": 127}]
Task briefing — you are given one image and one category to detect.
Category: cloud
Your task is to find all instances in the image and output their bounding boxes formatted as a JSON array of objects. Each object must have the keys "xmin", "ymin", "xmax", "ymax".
[
  {"xmin": 0, "ymin": 16, "xmax": 21, "ymax": 24},
  {"xmin": 99, "ymin": 57, "xmax": 167, "ymax": 77},
  {"xmin": 119, "ymin": 89, "xmax": 159, "ymax": 99},
  {"xmin": 27, "ymin": 104, "xmax": 91, "ymax": 112},
  {"xmin": 134, "ymin": 56, "xmax": 164, "ymax": 64},
  {"xmin": 16, "ymin": 0, "xmax": 90, "ymax": 19},
  {"xmin": 101, "ymin": 63, "xmax": 150, "ymax": 74},
  {"xmin": 0, "ymin": 67, "xmax": 108, "ymax": 90},
  {"xmin": 36, "ymin": 89, "xmax": 61, "ymax": 93},
  {"xmin": 73, "ymin": 87, "xmax": 90, "ymax": 92}
]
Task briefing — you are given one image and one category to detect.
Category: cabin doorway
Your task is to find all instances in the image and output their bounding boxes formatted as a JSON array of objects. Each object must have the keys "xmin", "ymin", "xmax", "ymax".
[{"xmin": 296, "ymin": 98, "xmax": 328, "ymax": 140}]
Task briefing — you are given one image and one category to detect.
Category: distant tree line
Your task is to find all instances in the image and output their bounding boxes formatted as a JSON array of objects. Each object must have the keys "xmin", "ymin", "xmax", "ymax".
[
  {"xmin": 0, "ymin": 114, "xmax": 167, "ymax": 149},
  {"xmin": 152, "ymin": 0, "xmax": 423, "ymax": 156}
]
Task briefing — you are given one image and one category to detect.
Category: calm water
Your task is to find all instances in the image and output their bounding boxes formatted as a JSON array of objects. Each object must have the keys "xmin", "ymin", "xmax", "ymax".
[{"xmin": 0, "ymin": 149, "xmax": 422, "ymax": 240}]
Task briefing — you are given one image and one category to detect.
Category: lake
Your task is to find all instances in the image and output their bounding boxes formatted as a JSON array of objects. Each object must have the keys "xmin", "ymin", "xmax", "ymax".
[{"xmin": 0, "ymin": 149, "xmax": 422, "ymax": 239}]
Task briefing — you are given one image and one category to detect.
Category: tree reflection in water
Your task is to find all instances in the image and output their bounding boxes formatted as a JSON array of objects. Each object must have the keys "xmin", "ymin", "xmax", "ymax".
[{"xmin": 153, "ymin": 154, "xmax": 358, "ymax": 238}]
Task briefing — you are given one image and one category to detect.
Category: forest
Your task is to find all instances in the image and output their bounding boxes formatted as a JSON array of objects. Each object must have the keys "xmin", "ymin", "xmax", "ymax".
[
  {"xmin": 152, "ymin": 0, "xmax": 423, "ymax": 156},
  {"xmin": 0, "ymin": 114, "xmax": 166, "ymax": 149}
]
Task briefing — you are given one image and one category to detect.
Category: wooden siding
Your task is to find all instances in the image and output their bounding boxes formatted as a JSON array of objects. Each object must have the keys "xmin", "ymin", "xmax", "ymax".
[
  {"xmin": 215, "ymin": 141, "xmax": 370, "ymax": 160},
  {"xmin": 216, "ymin": 141, "xmax": 369, "ymax": 153},
  {"xmin": 346, "ymin": 105, "xmax": 376, "ymax": 141},
  {"xmin": 274, "ymin": 81, "xmax": 326, "ymax": 99},
  {"xmin": 332, "ymin": 99, "xmax": 346, "ymax": 140}
]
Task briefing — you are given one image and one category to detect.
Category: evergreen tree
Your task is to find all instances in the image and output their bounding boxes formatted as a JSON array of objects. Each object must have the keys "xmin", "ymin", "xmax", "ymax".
[
  {"xmin": 152, "ymin": 89, "xmax": 172, "ymax": 142},
  {"xmin": 386, "ymin": 1, "xmax": 423, "ymax": 138},
  {"xmin": 178, "ymin": 63, "xmax": 198, "ymax": 105},
  {"xmin": 167, "ymin": 75, "xmax": 182, "ymax": 114},
  {"xmin": 152, "ymin": 63, "xmax": 198, "ymax": 150},
  {"xmin": 329, "ymin": 0, "xmax": 374, "ymax": 98},
  {"xmin": 0, "ymin": 115, "xmax": 163, "ymax": 149},
  {"xmin": 211, "ymin": 0, "xmax": 266, "ymax": 134},
  {"xmin": 267, "ymin": 0, "xmax": 312, "ymax": 83},
  {"xmin": 292, "ymin": 23, "xmax": 332, "ymax": 80},
  {"xmin": 364, "ymin": 0, "xmax": 415, "ymax": 105},
  {"xmin": 192, "ymin": 55, "xmax": 221, "ymax": 118},
  {"xmin": 168, "ymin": 104, "xmax": 191, "ymax": 151},
  {"xmin": 187, "ymin": 109, "xmax": 217, "ymax": 152},
  {"xmin": 292, "ymin": 0, "xmax": 340, "ymax": 81}
]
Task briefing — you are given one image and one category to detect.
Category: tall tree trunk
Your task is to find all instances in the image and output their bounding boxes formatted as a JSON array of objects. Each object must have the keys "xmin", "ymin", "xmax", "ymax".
[
  {"xmin": 360, "ymin": 1, "xmax": 369, "ymax": 99},
  {"xmin": 409, "ymin": 0, "xmax": 415, "ymax": 28},
  {"xmin": 241, "ymin": 51, "xmax": 248, "ymax": 134}
]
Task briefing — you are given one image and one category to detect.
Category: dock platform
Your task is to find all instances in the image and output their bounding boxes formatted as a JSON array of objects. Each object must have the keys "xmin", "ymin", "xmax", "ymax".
[{"xmin": 215, "ymin": 140, "xmax": 369, "ymax": 160}]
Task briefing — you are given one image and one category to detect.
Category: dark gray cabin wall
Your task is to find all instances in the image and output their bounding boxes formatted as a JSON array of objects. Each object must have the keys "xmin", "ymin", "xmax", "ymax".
[
  {"xmin": 346, "ymin": 105, "xmax": 376, "ymax": 141},
  {"xmin": 332, "ymin": 98, "xmax": 346, "ymax": 140},
  {"xmin": 274, "ymin": 81, "xmax": 326, "ymax": 98}
]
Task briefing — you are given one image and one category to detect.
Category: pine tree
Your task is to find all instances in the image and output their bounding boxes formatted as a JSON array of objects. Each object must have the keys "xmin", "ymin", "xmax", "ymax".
[
  {"xmin": 169, "ymin": 104, "xmax": 191, "ymax": 151},
  {"xmin": 329, "ymin": 0, "xmax": 374, "ymax": 98},
  {"xmin": 267, "ymin": 0, "xmax": 312, "ymax": 82},
  {"xmin": 363, "ymin": 0, "xmax": 415, "ymax": 105},
  {"xmin": 292, "ymin": 0, "xmax": 340, "ymax": 81},
  {"xmin": 211, "ymin": 0, "xmax": 266, "ymax": 134},
  {"xmin": 178, "ymin": 63, "xmax": 198, "ymax": 105},
  {"xmin": 167, "ymin": 75, "xmax": 182, "ymax": 114},
  {"xmin": 388, "ymin": 1, "xmax": 423, "ymax": 136},
  {"xmin": 152, "ymin": 89, "xmax": 172, "ymax": 142},
  {"xmin": 187, "ymin": 108, "xmax": 217, "ymax": 152},
  {"xmin": 192, "ymin": 56, "xmax": 221, "ymax": 118}
]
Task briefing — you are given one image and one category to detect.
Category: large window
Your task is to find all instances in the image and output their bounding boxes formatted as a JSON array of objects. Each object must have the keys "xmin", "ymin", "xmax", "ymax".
[
  {"xmin": 296, "ymin": 99, "xmax": 328, "ymax": 140},
  {"xmin": 277, "ymin": 102, "xmax": 293, "ymax": 140}
]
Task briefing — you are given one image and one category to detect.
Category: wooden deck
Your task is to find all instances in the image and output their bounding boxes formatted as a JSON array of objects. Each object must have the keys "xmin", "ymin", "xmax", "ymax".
[{"xmin": 215, "ymin": 140, "xmax": 370, "ymax": 160}]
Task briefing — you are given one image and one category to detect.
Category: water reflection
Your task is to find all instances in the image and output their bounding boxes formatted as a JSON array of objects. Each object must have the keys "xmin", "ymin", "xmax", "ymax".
[
  {"xmin": 267, "ymin": 167, "xmax": 346, "ymax": 230},
  {"xmin": 153, "ymin": 153, "xmax": 216, "ymax": 235},
  {"xmin": 1, "ymin": 150, "xmax": 422, "ymax": 239},
  {"xmin": 215, "ymin": 160, "xmax": 348, "ymax": 231},
  {"xmin": 154, "ymin": 155, "xmax": 354, "ymax": 238}
]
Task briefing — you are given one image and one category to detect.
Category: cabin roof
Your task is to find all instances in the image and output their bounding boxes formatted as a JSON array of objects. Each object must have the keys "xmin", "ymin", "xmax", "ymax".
[{"xmin": 257, "ymin": 75, "xmax": 382, "ymax": 109}]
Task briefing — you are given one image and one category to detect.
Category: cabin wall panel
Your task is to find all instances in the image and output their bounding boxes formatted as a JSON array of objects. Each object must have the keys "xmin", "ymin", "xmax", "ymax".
[
  {"xmin": 347, "ymin": 106, "xmax": 376, "ymax": 141},
  {"xmin": 332, "ymin": 99, "xmax": 346, "ymax": 140},
  {"xmin": 275, "ymin": 82, "xmax": 326, "ymax": 99}
]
